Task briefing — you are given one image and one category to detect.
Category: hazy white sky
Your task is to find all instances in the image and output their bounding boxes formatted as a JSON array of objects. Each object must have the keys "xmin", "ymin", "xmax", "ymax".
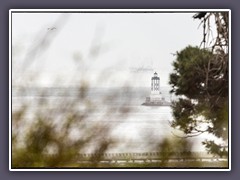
[{"xmin": 12, "ymin": 11, "xmax": 207, "ymax": 87}]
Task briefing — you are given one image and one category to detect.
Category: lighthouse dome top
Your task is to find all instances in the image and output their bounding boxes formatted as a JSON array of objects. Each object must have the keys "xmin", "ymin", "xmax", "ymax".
[{"xmin": 152, "ymin": 72, "xmax": 160, "ymax": 80}]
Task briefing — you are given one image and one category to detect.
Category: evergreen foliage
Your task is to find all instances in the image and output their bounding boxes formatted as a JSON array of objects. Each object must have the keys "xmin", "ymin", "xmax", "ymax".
[{"xmin": 169, "ymin": 12, "xmax": 229, "ymax": 157}]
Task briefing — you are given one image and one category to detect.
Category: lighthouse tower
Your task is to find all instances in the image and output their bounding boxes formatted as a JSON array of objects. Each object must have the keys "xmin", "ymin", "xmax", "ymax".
[
  {"xmin": 151, "ymin": 72, "xmax": 160, "ymax": 95},
  {"xmin": 142, "ymin": 72, "xmax": 170, "ymax": 106},
  {"xmin": 150, "ymin": 72, "xmax": 161, "ymax": 102}
]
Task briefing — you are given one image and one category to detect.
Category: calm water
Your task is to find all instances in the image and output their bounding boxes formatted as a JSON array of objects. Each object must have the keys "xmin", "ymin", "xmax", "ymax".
[{"xmin": 12, "ymin": 87, "xmax": 208, "ymax": 153}]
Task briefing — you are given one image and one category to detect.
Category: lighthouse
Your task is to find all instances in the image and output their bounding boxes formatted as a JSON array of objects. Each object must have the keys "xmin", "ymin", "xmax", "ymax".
[
  {"xmin": 151, "ymin": 72, "xmax": 160, "ymax": 95},
  {"xmin": 142, "ymin": 72, "xmax": 170, "ymax": 106},
  {"xmin": 150, "ymin": 72, "xmax": 161, "ymax": 102}
]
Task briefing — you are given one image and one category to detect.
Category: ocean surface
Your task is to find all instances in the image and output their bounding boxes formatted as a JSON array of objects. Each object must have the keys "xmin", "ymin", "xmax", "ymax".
[{"xmin": 12, "ymin": 86, "xmax": 209, "ymax": 153}]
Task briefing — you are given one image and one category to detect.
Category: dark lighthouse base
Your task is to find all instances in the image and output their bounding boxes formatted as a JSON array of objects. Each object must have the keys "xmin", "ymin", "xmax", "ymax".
[
  {"xmin": 141, "ymin": 97, "xmax": 171, "ymax": 106},
  {"xmin": 141, "ymin": 101, "xmax": 171, "ymax": 106}
]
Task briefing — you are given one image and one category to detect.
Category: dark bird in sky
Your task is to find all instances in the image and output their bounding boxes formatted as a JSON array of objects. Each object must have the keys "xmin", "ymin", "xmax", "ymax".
[
  {"xmin": 47, "ymin": 27, "xmax": 56, "ymax": 30},
  {"xmin": 193, "ymin": 12, "xmax": 207, "ymax": 19},
  {"xmin": 170, "ymin": 51, "xmax": 179, "ymax": 56}
]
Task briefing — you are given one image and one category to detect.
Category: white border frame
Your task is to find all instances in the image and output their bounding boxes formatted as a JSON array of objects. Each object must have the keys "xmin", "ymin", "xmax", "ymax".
[{"xmin": 9, "ymin": 9, "xmax": 231, "ymax": 171}]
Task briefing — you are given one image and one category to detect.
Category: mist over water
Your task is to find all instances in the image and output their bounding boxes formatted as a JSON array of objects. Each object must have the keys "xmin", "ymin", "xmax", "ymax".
[{"xmin": 12, "ymin": 86, "xmax": 207, "ymax": 153}]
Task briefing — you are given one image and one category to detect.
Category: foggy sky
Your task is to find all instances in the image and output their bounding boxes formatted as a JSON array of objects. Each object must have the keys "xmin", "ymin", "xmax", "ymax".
[{"xmin": 12, "ymin": 11, "xmax": 210, "ymax": 88}]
